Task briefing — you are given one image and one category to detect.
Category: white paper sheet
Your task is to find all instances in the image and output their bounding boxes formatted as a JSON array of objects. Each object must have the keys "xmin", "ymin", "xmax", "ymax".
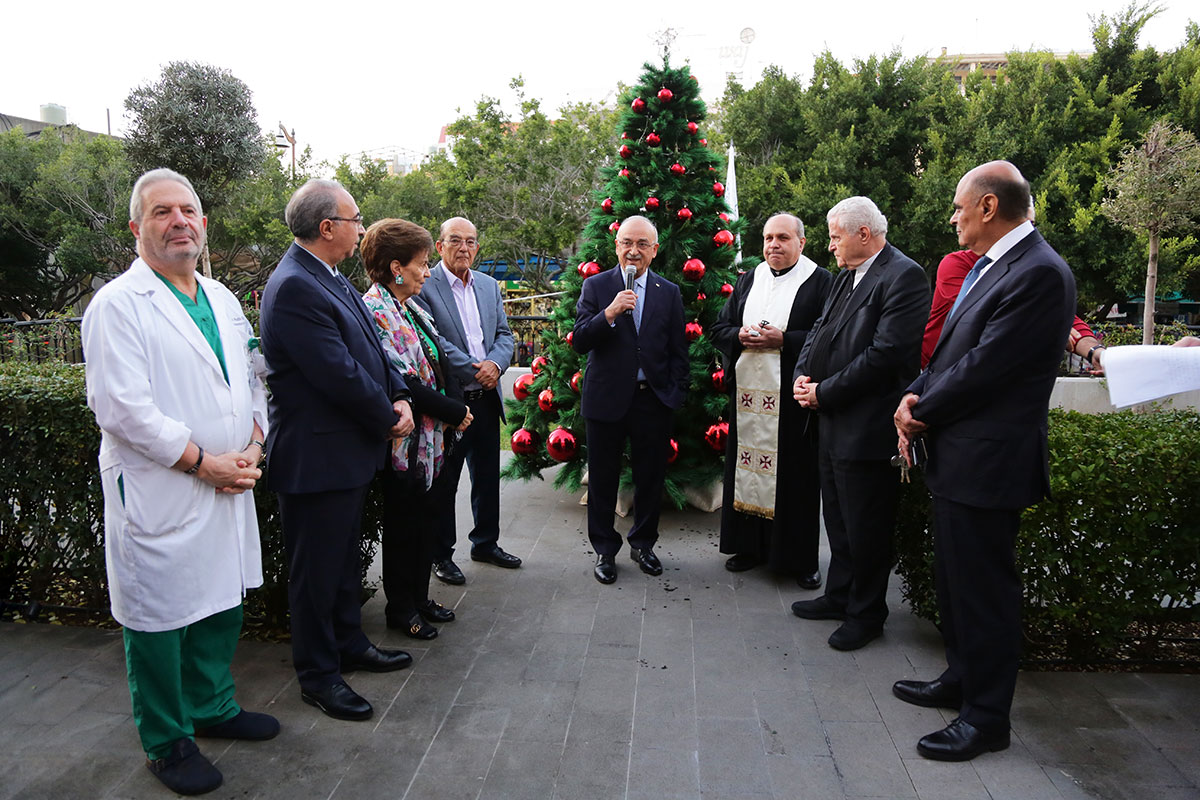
[{"xmin": 1102, "ymin": 345, "xmax": 1200, "ymax": 407}]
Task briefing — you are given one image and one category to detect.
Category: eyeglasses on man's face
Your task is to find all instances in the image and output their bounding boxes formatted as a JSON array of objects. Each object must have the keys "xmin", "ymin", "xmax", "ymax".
[
  {"xmin": 328, "ymin": 214, "xmax": 364, "ymax": 226},
  {"xmin": 617, "ymin": 238, "xmax": 655, "ymax": 251},
  {"xmin": 442, "ymin": 236, "xmax": 478, "ymax": 248}
]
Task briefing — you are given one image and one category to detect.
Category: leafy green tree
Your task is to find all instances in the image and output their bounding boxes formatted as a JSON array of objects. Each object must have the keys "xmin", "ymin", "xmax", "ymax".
[
  {"xmin": 0, "ymin": 127, "xmax": 134, "ymax": 318},
  {"xmin": 1103, "ymin": 119, "xmax": 1200, "ymax": 343}
]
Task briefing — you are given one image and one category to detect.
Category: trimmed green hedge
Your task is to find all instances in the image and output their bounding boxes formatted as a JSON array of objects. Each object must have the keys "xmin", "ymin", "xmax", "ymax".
[
  {"xmin": 0, "ymin": 361, "xmax": 381, "ymax": 628},
  {"xmin": 896, "ymin": 408, "xmax": 1200, "ymax": 664}
]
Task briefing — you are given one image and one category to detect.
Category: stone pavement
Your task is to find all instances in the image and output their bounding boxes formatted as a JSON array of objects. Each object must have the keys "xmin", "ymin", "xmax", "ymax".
[{"xmin": 1, "ymin": 456, "xmax": 1198, "ymax": 800}]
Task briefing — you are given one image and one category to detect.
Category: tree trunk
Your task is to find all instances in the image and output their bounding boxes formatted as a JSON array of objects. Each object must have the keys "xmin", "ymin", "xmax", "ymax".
[
  {"xmin": 201, "ymin": 242, "xmax": 213, "ymax": 280},
  {"xmin": 1142, "ymin": 232, "xmax": 1159, "ymax": 345}
]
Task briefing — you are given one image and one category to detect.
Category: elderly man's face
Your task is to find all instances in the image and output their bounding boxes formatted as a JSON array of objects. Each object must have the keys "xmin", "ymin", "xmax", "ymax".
[
  {"xmin": 436, "ymin": 219, "xmax": 479, "ymax": 278},
  {"xmin": 762, "ymin": 217, "xmax": 805, "ymax": 270},
  {"xmin": 131, "ymin": 180, "xmax": 207, "ymax": 270},
  {"xmin": 324, "ymin": 189, "xmax": 364, "ymax": 264},
  {"xmin": 950, "ymin": 177, "xmax": 985, "ymax": 253},
  {"xmin": 827, "ymin": 220, "xmax": 872, "ymax": 269},
  {"xmin": 615, "ymin": 218, "xmax": 658, "ymax": 277}
]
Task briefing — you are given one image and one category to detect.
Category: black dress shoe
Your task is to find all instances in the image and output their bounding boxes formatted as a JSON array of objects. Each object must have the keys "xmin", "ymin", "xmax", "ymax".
[
  {"xmin": 917, "ymin": 718, "xmax": 1010, "ymax": 761},
  {"xmin": 418, "ymin": 599, "xmax": 455, "ymax": 623},
  {"xmin": 471, "ymin": 545, "xmax": 522, "ymax": 568},
  {"xmin": 401, "ymin": 615, "xmax": 438, "ymax": 640},
  {"xmin": 194, "ymin": 709, "xmax": 280, "ymax": 741},
  {"xmin": 630, "ymin": 547, "xmax": 663, "ymax": 575},
  {"xmin": 146, "ymin": 738, "xmax": 223, "ymax": 795},
  {"xmin": 300, "ymin": 681, "xmax": 372, "ymax": 721},
  {"xmin": 341, "ymin": 644, "xmax": 413, "ymax": 673},
  {"xmin": 724, "ymin": 553, "xmax": 762, "ymax": 572},
  {"xmin": 892, "ymin": 678, "xmax": 963, "ymax": 710},
  {"xmin": 827, "ymin": 622, "xmax": 883, "ymax": 651},
  {"xmin": 594, "ymin": 554, "xmax": 617, "ymax": 584},
  {"xmin": 797, "ymin": 570, "xmax": 822, "ymax": 590},
  {"xmin": 790, "ymin": 595, "xmax": 846, "ymax": 620},
  {"xmin": 433, "ymin": 559, "xmax": 466, "ymax": 585}
]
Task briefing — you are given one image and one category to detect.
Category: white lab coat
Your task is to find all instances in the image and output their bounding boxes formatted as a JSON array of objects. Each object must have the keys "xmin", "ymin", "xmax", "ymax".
[{"xmin": 83, "ymin": 259, "xmax": 268, "ymax": 632}]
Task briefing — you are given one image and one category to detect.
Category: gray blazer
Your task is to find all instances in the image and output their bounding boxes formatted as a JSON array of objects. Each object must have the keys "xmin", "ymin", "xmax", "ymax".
[{"xmin": 414, "ymin": 262, "xmax": 515, "ymax": 420}]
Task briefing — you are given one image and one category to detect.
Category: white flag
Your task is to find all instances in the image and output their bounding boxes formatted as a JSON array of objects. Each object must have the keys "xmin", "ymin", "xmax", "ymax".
[{"xmin": 726, "ymin": 142, "xmax": 741, "ymax": 264}]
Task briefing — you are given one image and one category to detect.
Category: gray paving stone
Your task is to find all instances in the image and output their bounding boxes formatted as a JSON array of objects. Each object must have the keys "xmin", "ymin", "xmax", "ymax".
[{"xmin": 825, "ymin": 720, "xmax": 916, "ymax": 798}]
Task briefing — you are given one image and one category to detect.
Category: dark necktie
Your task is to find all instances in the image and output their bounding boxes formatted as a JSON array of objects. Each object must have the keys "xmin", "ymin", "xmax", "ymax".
[{"xmin": 948, "ymin": 255, "xmax": 991, "ymax": 321}]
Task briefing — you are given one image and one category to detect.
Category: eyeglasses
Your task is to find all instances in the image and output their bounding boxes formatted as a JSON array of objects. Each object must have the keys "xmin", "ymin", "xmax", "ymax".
[
  {"xmin": 442, "ymin": 236, "xmax": 478, "ymax": 248},
  {"xmin": 328, "ymin": 214, "xmax": 364, "ymax": 225},
  {"xmin": 616, "ymin": 238, "xmax": 655, "ymax": 250}
]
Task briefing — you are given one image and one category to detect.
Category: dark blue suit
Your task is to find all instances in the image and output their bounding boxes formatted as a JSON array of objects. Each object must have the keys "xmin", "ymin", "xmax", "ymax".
[
  {"xmin": 573, "ymin": 266, "xmax": 688, "ymax": 555},
  {"xmin": 260, "ymin": 242, "xmax": 407, "ymax": 691},
  {"xmin": 909, "ymin": 228, "xmax": 1075, "ymax": 734}
]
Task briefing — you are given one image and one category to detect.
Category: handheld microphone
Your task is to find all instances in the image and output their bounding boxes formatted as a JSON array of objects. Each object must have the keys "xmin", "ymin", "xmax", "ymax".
[{"xmin": 624, "ymin": 266, "xmax": 637, "ymax": 316}]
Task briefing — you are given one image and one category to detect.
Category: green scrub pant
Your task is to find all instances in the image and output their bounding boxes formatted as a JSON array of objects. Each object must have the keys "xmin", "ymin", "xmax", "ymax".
[{"xmin": 123, "ymin": 604, "xmax": 243, "ymax": 760}]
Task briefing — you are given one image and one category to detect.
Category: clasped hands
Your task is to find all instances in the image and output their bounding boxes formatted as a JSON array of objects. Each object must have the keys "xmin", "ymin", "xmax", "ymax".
[
  {"xmin": 793, "ymin": 374, "xmax": 819, "ymax": 409},
  {"xmin": 893, "ymin": 393, "xmax": 927, "ymax": 468},
  {"xmin": 739, "ymin": 322, "xmax": 783, "ymax": 349}
]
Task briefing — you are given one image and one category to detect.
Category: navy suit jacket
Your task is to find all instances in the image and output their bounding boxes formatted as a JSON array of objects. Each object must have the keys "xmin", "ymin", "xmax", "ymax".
[
  {"xmin": 795, "ymin": 243, "xmax": 929, "ymax": 460},
  {"xmin": 414, "ymin": 263, "xmax": 514, "ymax": 421},
  {"xmin": 260, "ymin": 242, "xmax": 408, "ymax": 494},
  {"xmin": 909, "ymin": 230, "xmax": 1075, "ymax": 510},
  {"xmin": 573, "ymin": 266, "xmax": 689, "ymax": 421}
]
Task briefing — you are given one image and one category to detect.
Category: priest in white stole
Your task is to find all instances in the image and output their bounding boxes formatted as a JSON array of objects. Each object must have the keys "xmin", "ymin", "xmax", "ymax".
[{"xmin": 711, "ymin": 214, "xmax": 832, "ymax": 588}]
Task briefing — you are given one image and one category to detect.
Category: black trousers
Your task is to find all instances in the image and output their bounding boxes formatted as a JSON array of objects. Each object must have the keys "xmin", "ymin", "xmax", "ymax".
[
  {"xmin": 434, "ymin": 390, "xmax": 501, "ymax": 560},
  {"xmin": 381, "ymin": 468, "xmax": 446, "ymax": 625},
  {"xmin": 819, "ymin": 448, "xmax": 900, "ymax": 627},
  {"xmin": 584, "ymin": 387, "xmax": 673, "ymax": 557},
  {"xmin": 932, "ymin": 496, "xmax": 1022, "ymax": 733},
  {"xmin": 278, "ymin": 484, "xmax": 372, "ymax": 691}
]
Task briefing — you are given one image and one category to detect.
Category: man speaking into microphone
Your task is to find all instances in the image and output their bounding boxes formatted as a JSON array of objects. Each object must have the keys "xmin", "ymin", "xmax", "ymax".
[{"xmin": 573, "ymin": 216, "xmax": 689, "ymax": 584}]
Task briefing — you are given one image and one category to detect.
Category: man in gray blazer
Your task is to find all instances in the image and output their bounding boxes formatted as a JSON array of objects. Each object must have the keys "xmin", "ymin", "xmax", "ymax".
[{"xmin": 415, "ymin": 217, "xmax": 519, "ymax": 584}]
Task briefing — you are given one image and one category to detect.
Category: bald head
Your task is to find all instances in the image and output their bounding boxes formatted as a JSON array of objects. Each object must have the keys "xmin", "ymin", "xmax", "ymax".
[
  {"xmin": 962, "ymin": 161, "xmax": 1031, "ymax": 223},
  {"xmin": 951, "ymin": 160, "xmax": 1033, "ymax": 254}
]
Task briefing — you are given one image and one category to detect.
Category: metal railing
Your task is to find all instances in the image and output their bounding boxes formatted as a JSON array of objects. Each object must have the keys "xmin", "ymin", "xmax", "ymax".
[{"xmin": 0, "ymin": 318, "xmax": 84, "ymax": 364}]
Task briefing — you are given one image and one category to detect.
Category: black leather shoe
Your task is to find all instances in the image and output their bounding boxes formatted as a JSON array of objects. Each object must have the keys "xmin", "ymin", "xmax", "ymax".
[
  {"xmin": 630, "ymin": 547, "xmax": 663, "ymax": 575},
  {"xmin": 194, "ymin": 709, "xmax": 280, "ymax": 741},
  {"xmin": 790, "ymin": 595, "xmax": 846, "ymax": 620},
  {"xmin": 827, "ymin": 622, "xmax": 883, "ymax": 651},
  {"xmin": 892, "ymin": 679, "xmax": 963, "ymax": 710},
  {"xmin": 418, "ymin": 599, "xmax": 455, "ymax": 623},
  {"xmin": 433, "ymin": 559, "xmax": 466, "ymax": 585},
  {"xmin": 594, "ymin": 553, "xmax": 617, "ymax": 584},
  {"xmin": 146, "ymin": 738, "xmax": 223, "ymax": 795},
  {"xmin": 917, "ymin": 718, "xmax": 1010, "ymax": 761},
  {"xmin": 797, "ymin": 570, "xmax": 822, "ymax": 590},
  {"xmin": 724, "ymin": 554, "xmax": 762, "ymax": 572},
  {"xmin": 300, "ymin": 682, "xmax": 372, "ymax": 721},
  {"xmin": 341, "ymin": 644, "xmax": 413, "ymax": 673},
  {"xmin": 401, "ymin": 615, "xmax": 437, "ymax": 640},
  {"xmin": 471, "ymin": 545, "xmax": 522, "ymax": 568}
]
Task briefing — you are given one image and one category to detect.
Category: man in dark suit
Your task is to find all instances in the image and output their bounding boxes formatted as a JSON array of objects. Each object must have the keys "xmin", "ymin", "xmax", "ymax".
[
  {"xmin": 260, "ymin": 179, "xmax": 415, "ymax": 722},
  {"xmin": 791, "ymin": 196, "xmax": 929, "ymax": 651},
  {"xmin": 415, "ymin": 217, "xmax": 519, "ymax": 585},
  {"xmin": 573, "ymin": 215, "xmax": 689, "ymax": 584},
  {"xmin": 893, "ymin": 161, "xmax": 1075, "ymax": 761}
]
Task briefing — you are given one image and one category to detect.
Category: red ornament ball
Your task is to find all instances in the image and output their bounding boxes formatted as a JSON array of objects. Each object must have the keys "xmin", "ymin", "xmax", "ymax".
[
  {"xmin": 530, "ymin": 356, "xmax": 548, "ymax": 375},
  {"xmin": 682, "ymin": 258, "xmax": 706, "ymax": 281},
  {"xmin": 670, "ymin": 162, "xmax": 686, "ymax": 175},
  {"xmin": 711, "ymin": 368, "xmax": 725, "ymax": 391},
  {"xmin": 511, "ymin": 427, "xmax": 538, "ymax": 455},
  {"xmin": 687, "ymin": 121, "xmax": 699, "ymax": 135},
  {"xmin": 657, "ymin": 87, "xmax": 674, "ymax": 103},
  {"xmin": 717, "ymin": 212, "xmax": 730, "ymax": 222},
  {"xmin": 712, "ymin": 181, "xmax": 726, "ymax": 197},
  {"xmin": 646, "ymin": 131, "xmax": 661, "ymax": 146},
  {"xmin": 676, "ymin": 207, "xmax": 693, "ymax": 222},
  {"xmin": 537, "ymin": 389, "xmax": 555, "ymax": 412},
  {"xmin": 699, "ymin": 138, "xmax": 708, "ymax": 146},
  {"xmin": 601, "ymin": 197, "xmax": 614, "ymax": 213},
  {"xmin": 570, "ymin": 371, "xmax": 582, "ymax": 393},
  {"xmin": 608, "ymin": 221, "xmax": 621, "ymax": 234},
  {"xmin": 685, "ymin": 321, "xmax": 704, "ymax": 342},
  {"xmin": 666, "ymin": 438, "xmax": 680, "ymax": 464},
  {"xmin": 547, "ymin": 427, "xmax": 578, "ymax": 462},
  {"xmin": 619, "ymin": 145, "xmax": 633, "ymax": 159},
  {"xmin": 512, "ymin": 373, "xmax": 535, "ymax": 401},
  {"xmin": 564, "ymin": 331, "xmax": 574, "ymax": 345},
  {"xmin": 577, "ymin": 260, "xmax": 601, "ymax": 278},
  {"xmin": 619, "ymin": 168, "xmax": 631, "ymax": 178},
  {"xmin": 645, "ymin": 196, "xmax": 660, "ymax": 211},
  {"xmin": 631, "ymin": 97, "xmax": 646, "ymax": 113},
  {"xmin": 704, "ymin": 421, "xmax": 729, "ymax": 452},
  {"xmin": 713, "ymin": 230, "xmax": 735, "ymax": 247},
  {"xmin": 696, "ymin": 292, "xmax": 707, "ymax": 302},
  {"xmin": 621, "ymin": 132, "xmax": 631, "ymax": 140},
  {"xmin": 719, "ymin": 282, "xmax": 734, "ymax": 297}
]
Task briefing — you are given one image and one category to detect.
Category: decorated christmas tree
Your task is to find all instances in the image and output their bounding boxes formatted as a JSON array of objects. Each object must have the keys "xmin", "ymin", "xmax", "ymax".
[{"xmin": 501, "ymin": 58, "xmax": 752, "ymax": 506}]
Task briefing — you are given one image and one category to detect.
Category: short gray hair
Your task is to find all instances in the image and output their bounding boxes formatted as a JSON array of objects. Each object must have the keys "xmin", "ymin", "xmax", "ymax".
[
  {"xmin": 129, "ymin": 168, "xmax": 203, "ymax": 222},
  {"xmin": 286, "ymin": 179, "xmax": 345, "ymax": 241},
  {"xmin": 827, "ymin": 196, "xmax": 888, "ymax": 238},
  {"xmin": 617, "ymin": 214, "xmax": 658, "ymax": 241},
  {"xmin": 766, "ymin": 213, "xmax": 804, "ymax": 239}
]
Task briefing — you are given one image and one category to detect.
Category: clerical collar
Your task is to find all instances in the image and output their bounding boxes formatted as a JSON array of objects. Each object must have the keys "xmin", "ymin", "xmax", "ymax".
[{"xmin": 769, "ymin": 262, "xmax": 797, "ymax": 278}]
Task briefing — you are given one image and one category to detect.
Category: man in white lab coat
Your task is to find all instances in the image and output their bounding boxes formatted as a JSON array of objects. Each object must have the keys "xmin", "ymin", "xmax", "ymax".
[{"xmin": 83, "ymin": 169, "xmax": 277, "ymax": 796}]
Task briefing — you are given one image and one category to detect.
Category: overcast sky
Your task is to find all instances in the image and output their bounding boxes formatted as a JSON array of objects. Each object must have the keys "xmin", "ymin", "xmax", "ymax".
[{"xmin": 4, "ymin": 0, "xmax": 1194, "ymax": 169}]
